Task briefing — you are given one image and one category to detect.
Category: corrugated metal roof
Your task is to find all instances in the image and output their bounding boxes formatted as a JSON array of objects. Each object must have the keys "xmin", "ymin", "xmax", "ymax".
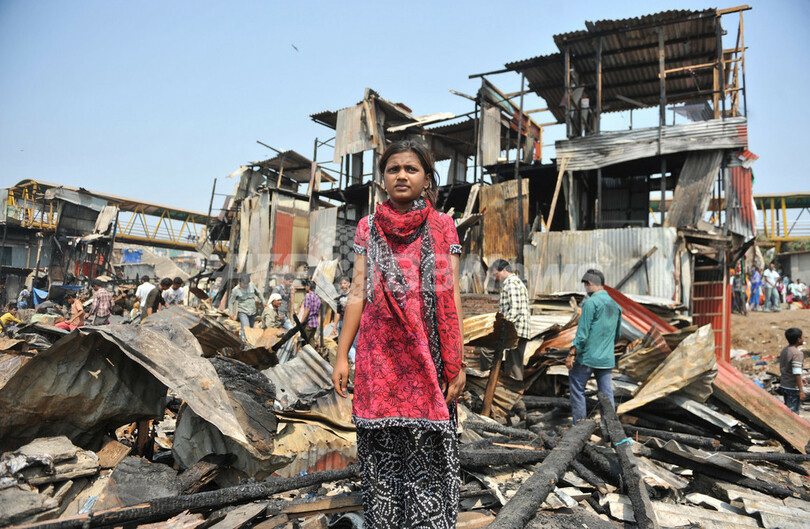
[
  {"xmin": 526, "ymin": 227, "xmax": 685, "ymax": 302},
  {"xmin": 555, "ymin": 117, "xmax": 748, "ymax": 171},
  {"xmin": 262, "ymin": 345, "xmax": 333, "ymax": 409},
  {"xmin": 713, "ymin": 360, "xmax": 810, "ymax": 453},
  {"xmin": 505, "ymin": 8, "xmax": 720, "ymax": 121}
]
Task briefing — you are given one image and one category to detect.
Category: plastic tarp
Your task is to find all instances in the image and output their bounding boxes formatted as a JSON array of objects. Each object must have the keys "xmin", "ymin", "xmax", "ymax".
[
  {"xmin": 122, "ymin": 249, "xmax": 143, "ymax": 263},
  {"xmin": 31, "ymin": 288, "xmax": 48, "ymax": 307}
]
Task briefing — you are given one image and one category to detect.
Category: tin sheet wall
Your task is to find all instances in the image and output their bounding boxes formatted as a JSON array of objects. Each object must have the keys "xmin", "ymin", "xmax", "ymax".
[
  {"xmin": 480, "ymin": 178, "xmax": 529, "ymax": 265},
  {"xmin": 526, "ymin": 227, "xmax": 687, "ymax": 303}
]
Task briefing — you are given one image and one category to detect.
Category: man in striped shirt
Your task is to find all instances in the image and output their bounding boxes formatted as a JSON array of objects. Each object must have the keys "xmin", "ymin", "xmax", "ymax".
[
  {"xmin": 88, "ymin": 281, "xmax": 113, "ymax": 325},
  {"xmin": 779, "ymin": 327, "xmax": 805, "ymax": 413}
]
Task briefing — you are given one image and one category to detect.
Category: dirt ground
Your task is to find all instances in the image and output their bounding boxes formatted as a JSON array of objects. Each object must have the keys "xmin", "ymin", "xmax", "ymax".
[{"xmin": 730, "ymin": 307, "xmax": 810, "ymax": 357}]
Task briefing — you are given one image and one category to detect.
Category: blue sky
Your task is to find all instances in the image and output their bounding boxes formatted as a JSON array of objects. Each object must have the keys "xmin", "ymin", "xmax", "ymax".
[{"xmin": 1, "ymin": 0, "xmax": 807, "ymax": 213}]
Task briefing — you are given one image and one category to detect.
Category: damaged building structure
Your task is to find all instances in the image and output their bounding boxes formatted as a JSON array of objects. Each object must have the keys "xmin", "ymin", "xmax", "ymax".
[{"xmin": 7, "ymin": 5, "xmax": 810, "ymax": 529}]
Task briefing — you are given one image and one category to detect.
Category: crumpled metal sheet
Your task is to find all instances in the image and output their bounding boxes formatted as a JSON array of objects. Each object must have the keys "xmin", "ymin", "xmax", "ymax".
[
  {"xmin": 262, "ymin": 345, "xmax": 333, "ymax": 409},
  {"xmin": 0, "ymin": 322, "xmax": 248, "ymax": 452},
  {"xmin": 713, "ymin": 360, "xmax": 810, "ymax": 453},
  {"xmin": 142, "ymin": 305, "xmax": 241, "ymax": 357},
  {"xmin": 173, "ymin": 356, "xmax": 279, "ymax": 481},
  {"xmin": 617, "ymin": 325, "xmax": 717, "ymax": 415}
]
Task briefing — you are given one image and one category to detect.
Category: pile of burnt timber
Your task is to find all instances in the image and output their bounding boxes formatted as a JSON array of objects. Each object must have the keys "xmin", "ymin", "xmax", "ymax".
[
  {"xmin": 2, "ymin": 294, "xmax": 810, "ymax": 528},
  {"xmin": 453, "ymin": 289, "xmax": 810, "ymax": 528}
]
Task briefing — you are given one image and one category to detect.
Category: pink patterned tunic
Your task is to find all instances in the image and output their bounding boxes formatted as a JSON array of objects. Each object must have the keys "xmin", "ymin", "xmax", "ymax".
[{"xmin": 352, "ymin": 210, "xmax": 462, "ymax": 430}]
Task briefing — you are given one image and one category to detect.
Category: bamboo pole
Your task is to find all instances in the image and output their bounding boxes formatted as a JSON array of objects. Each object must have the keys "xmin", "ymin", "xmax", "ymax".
[{"xmin": 531, "ymin": 157, "xmax": 568, "ymax": 299}]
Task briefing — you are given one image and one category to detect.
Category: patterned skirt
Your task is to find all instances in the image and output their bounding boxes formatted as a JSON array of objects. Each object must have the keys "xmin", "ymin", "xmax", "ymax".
[{"xmin": 356, "ymin": 426, "xmax": 459, "ymax": 529}]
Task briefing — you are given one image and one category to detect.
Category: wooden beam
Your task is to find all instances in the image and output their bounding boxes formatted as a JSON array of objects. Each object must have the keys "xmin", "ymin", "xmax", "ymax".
[{"xmin": 716, "ymin": 5, "xmax": 751, "ymax": 16}]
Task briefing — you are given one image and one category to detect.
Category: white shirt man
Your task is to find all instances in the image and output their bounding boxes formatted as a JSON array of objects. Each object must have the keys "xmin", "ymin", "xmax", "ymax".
[{"xmin": 135, "ymin": 278, "xmax": 156, "ymax": 310}]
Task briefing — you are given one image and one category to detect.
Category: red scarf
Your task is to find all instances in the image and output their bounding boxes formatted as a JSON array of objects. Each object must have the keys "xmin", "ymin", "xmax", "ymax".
[{"xmin": 366, "ymin": 199, "xmax": 462, "ymax": 384}]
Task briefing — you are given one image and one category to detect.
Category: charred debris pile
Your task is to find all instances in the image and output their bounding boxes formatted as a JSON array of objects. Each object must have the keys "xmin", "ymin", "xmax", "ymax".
[{"xmin": 0, "ymin": 290, "xmax": 809, "ymax": 529}]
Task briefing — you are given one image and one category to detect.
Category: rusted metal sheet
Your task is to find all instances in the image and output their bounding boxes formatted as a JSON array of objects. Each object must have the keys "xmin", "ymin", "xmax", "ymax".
[
  {"xmin": 713, "ymin": 360, "xmax": 810, "ymax": 453},
  {"xmin": 664, "ymin": 150, "xmax": 724, "ymax": 228},
  {"xmin": 479, "ymin": 179, "xmax": 529, "ymax": 264},
  {"xmin": 605, "ymin": 286, "xmax": 677, "ymax": 335},
  {"xmin": 693, "ymin": 280, "xmax": 732, "ymax": 362},
  {"xmin": 506, "ymin": 9, "xmax": 719, "ymax": 122},
  {"xmin": 554, "ymin": 118, "xmax": 748, "ymax": 171},
  {"xmin": 618, "ymin": 325, "xmax": 716, "ymax": 415},
  {"xmin": 728, "ymin": 166, "xmax": 757, "ymax": 240},
  {"xmin": 142, "ymin": 305, "xmax": 241, "ymax": 357},
  {"xmin": 527, "ymin": 228, "xmax": 685, "ymax": 303},
  {"xmin": 0, "ymin": 336, "xmax": 27, "ymax": 353}
]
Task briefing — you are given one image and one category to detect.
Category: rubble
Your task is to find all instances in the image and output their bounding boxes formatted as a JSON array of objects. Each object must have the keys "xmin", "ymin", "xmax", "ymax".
[{"xmin": 3, "ymin": 4, "xmax": 810, "ymax": 529}]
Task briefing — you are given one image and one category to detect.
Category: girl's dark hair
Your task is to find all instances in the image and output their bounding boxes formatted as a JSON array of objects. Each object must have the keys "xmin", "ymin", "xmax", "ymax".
[{"xmin": 378, "ymin": 140, "xmax": 439, "ymax": 206}]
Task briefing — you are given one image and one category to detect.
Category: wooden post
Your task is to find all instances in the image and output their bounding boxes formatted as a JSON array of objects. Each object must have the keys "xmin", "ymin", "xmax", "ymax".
[
  {"xmin": 564, "ymin": 43, "xmax": 571, "ymax": 138},
  {"xmin": 660, "ymin": 158, "xmax": 667, "ymax": 225},
  {"xmin": 596, "ymin": 168, "xmax": 602, "ymax": 228},
  {"xmin": 598, "ymin": 392, "xmax": 660, "ymax": 529},
  {"xmin": 532, "ymin": 158, "xmax": 568, "ymax": 299},
  {"xmin": 657, "ymin": 28, "xmax": 667, "ymax": 226},
  {"xmin": 596, "ymin": 36, "xmax": 603, "ymax": 134},
  {"xmin": 717, "ymin": 16, "xmax": 726, "ymax": 119},
  {"xmin": 481, "ymin": 324, "xmax": 507, "ymax": 418},
  {"xmin": 487, "ymin": 420, "xmax": 597, "ymax": 529},
  {"xmin": 515, "ymin": 72, "xmax": 526, "ymax": 270}
]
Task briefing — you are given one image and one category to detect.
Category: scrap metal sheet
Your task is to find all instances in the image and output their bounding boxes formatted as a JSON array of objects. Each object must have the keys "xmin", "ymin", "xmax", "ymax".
[
  {"xmin": 0, "ymin": 323, "xmax": 249, "ymax": 451},
  {"xmin": 527, "ymin": 228, "xmax": 684, "ymax": 302},
  {"xmin": 713, "ymin": 360, "xmax": 810, "ymax": 453}
]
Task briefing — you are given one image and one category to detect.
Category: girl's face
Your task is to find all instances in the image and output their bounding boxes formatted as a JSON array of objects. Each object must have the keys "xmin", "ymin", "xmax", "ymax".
[{"xmin": 383, "ymin": 151, "xmax": 429, "ymax": 211}]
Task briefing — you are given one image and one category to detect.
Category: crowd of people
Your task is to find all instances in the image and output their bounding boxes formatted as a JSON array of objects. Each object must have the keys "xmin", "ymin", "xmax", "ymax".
[
  {"xmin": 732, "ymin": 262, "xmax": 808, "ymax": 315},
  {"xmin": 0, "ymin": 275, "xmax": 189, "ymax": 334}
]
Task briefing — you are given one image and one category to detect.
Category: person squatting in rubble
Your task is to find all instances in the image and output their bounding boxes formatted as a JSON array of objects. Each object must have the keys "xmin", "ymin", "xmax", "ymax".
[
  {"xmin": 0, "ymin": 304, "xmax": 22, "ymax": 331},
  {"xmin": 55, "ymin": 292, "xmax": 85, "ymax": 331},
  {"xmin": 779, "ymin": 327, "xmax": 805, "ymax": 413},
  {"xmin": 566, "ymin": 269, "xmax": 622, "ymax": 423},
  {"xmin": 332, "ymin": 140, "xmax": 465, "ymax": 529},
  {"xmin": 262, "ymin": 292, "xmax": 284, "ymax": 329}
]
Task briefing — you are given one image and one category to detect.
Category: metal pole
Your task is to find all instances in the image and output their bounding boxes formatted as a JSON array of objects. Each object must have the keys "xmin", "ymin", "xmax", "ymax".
[
  {"xmin": 515, "ymin": 72, "xmax": 526, "ymax": 271},
  {"xmin": 201, "ymin": 178, "xmax": 217, "ymax": 274}
]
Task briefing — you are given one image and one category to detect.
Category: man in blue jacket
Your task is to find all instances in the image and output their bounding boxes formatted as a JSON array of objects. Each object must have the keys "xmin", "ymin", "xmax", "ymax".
[{"xmin": 566, "ymin": 269, "xmax": 622, "ymax": 423}]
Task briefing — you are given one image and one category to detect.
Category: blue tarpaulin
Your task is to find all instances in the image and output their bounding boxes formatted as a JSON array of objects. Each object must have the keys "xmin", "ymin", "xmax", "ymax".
[
  {"xmin": 122, "ymin": 249, "xmax": 143, "ymax": 264},
  {"xmin": 32, "ymin": 288, "xmax": 48, "ymax": 307}
]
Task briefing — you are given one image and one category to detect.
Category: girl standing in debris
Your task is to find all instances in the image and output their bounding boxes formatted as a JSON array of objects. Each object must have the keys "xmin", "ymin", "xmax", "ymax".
[{"xmin": 332, "ymin": 140, "xmax": 465, "ymax": 529}]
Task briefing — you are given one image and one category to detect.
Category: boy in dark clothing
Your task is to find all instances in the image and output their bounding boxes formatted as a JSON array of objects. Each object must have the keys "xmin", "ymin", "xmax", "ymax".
[{"xmin": 779, "ymin": 327, "xmax": 805, "ymax": 413}]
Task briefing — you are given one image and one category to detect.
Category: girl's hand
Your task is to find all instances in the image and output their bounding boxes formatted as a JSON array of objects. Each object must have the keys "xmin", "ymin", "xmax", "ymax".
[
  {"xmin": 332, "ymin": 357, "xmax": 350, "ymax": 398},
  {"xmin": 443, "ymin": 370, "xmax": 466, "ymax": 405}
]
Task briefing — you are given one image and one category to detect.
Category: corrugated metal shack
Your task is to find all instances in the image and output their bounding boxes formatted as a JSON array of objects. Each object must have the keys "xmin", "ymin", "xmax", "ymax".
[
  {"xmin": 469, "ymin": 6, "xmax": 757, "ymax": 361},
  {"xmin": 207, "ymin": 6, "xmax": 759, "ymax": 362}
]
